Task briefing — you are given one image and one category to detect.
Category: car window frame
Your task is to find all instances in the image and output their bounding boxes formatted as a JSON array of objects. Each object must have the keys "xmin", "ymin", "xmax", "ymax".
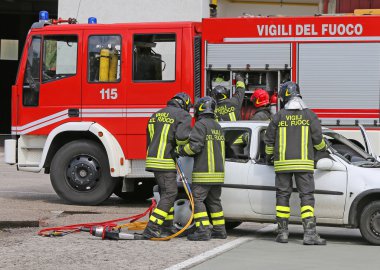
[{"xmin": 222, "ymin": 127, "xmax": 252, "ymax": 163}]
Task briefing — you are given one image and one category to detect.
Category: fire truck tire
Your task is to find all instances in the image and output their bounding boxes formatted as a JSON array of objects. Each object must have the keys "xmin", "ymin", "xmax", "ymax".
[
  {"xmin": 50, "ymin": 140, "xmax": 117, "ymax": 205},
  {"xmin": 359, "ymin": 200, "xmax": 380, "ymax": 245}
]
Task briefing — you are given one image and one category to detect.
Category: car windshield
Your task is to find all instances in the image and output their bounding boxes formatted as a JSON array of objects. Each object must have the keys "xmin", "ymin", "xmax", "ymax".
[{"xmin": 323, "ymin": 130, "xmax": 380, "ymax": 167}]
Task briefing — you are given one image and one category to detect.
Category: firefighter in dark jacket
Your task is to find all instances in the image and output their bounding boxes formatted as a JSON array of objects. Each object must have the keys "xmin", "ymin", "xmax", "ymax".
[
  {"xmin": 179, "ymin": 96, "xmax": 226, "ymax": 241},
  {"xmin": 249, "ymin": 88, "xmax": 273, "ymax": 121},
  {"xmin": 212, "ymin": 74, "xmax": 246, "ymax": 121},
  {"xmin": 143, "ymin": 92, "xmax": 192, "ymax": 239},
  {"xmin": 231, "ymin": 88, "xmax": 272, "ymax": 156},
  {"xmin": 264, "ymin": 81, "xmax": 327, "ymax": 245}
]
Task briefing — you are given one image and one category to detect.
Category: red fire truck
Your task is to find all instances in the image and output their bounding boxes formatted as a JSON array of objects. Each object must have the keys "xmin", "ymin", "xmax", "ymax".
[{"xmin": 5, "ymin": 11, "xmax": 380, "ymax": 205}]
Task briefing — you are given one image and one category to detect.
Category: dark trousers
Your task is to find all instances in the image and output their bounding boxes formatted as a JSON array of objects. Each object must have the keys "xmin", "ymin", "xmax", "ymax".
[
  {"xmin": 275, "ymin": 172, "xmax": 315, "ymax": 207},
  {"xmin": 149, "ymin": 171, "xmax": 177, "ymax": 226},
  {"xmin": 192, "ymin": 184, "xmax": 225, "ymax": 229}
]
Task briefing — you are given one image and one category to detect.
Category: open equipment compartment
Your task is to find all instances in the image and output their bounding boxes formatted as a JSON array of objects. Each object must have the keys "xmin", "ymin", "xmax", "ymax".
[{"xmin": 205, "ymin": 42, "xmax": 292, "ymax": 119}]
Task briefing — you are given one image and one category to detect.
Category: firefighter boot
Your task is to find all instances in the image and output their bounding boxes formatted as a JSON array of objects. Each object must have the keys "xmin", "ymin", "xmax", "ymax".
[
  {"xmin": 161, "ymin": 220, "xmax": 179, "ymax": 237},
  {"xmin": 187, "ymin": 225, "xmax": 212, "ymax": 241},
  {"xmin": 142, "ymin": 221, "xmax": 163, "ymax": 239},
  {"xmin": 211, "ymin": 226, "xmax": 227, "ymax": 239},
  {"xmin": 302, "ymin": 217, "xmax": 326, "ymax": 245},
  {"xmin": 275, "ymin": 218, "xmax": 289, "ymax": 243}
]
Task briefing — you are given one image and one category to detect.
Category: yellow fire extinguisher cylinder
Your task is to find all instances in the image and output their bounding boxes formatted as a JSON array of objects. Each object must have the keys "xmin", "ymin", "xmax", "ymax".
[
  {"xmin": 108, "ymin": 52, "xmax": 118, "ymax": 82},
  {"xmin": 99, "ymin": 49, "xmax": 110, "ymax": 82}
]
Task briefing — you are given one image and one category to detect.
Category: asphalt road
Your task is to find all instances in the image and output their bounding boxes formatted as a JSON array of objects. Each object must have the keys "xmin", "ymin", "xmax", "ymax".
[
  {"xmin": 0, "ymin": 148, "xmax": 247, "ymax": 270},
  {"xmin": 0, "ymin": 148, "xmax": 378, "ymax": 270}
]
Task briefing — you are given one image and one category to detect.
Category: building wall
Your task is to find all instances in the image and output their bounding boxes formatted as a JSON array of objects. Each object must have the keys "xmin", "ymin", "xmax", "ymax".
[
  {"xmin": 217, "ymin": 0, "xmax": 320, "ymax": 17},
  {"xmin": 58, "ymin": 0, "xmax": 210, "ymax": 23},
  {"xmin": 336, "ymin": 0, "xmax": 380, "ymax": 13},
  {"xmin": 58, "ymin": 0, "xmax": 324, "ymax": 24}
]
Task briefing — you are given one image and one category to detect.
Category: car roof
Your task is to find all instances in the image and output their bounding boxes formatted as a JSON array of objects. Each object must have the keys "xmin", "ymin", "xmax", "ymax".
[
  {"xmin": 220, "ymin": 120, "xmax": 334, "ymax": 133},
  {"xmin": 219, "ymin": 120, "xmax": 269, "ymax": 129}
]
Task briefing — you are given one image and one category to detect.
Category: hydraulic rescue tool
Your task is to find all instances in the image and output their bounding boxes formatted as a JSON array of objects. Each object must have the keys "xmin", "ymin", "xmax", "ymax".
[{"xmin": 38, "ymin": 158, "xmax": 194, "ymax": 241}]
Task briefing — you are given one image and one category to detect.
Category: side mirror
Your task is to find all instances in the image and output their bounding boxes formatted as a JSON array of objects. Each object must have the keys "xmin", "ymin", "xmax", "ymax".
[{"xmin": 316, "ymin": 158, "xmax": 346, "ymax": 171}]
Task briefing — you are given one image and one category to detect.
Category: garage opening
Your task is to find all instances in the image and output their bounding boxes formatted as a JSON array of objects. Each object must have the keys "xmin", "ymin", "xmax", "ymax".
[{"xmin": 0, "ymin": 0, "xmax": 58, "ymax": 140}]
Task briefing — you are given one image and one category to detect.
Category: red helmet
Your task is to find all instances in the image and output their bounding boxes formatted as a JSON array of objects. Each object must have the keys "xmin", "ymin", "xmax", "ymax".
[
  {"xmin": 270, "ymin": 92, "xmax": 278, "ymax": 105},
  {"xmin": 250, "ymin": 89, "xmax": 269, "ymax": 108}
]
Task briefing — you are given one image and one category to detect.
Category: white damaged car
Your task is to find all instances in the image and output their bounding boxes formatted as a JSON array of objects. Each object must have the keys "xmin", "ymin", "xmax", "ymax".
[{"xmin": 218, "ymin": 122, "xmax": 380, "ymax": 245}]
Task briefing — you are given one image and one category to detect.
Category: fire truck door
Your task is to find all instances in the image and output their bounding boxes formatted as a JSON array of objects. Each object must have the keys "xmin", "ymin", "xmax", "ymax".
[
  {"xmin": 17, "ymin": 32, "xmax": 82, "ymax": 135},
  {"xmin": 125, "ymin": 29, "xmax": 182, "ymax": 159},
  {"xmin": 81, "ymin": 31, "xmax": 126, "ymax": 141}
]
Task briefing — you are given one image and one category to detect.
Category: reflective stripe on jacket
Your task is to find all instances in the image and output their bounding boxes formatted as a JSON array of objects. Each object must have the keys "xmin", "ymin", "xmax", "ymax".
[
  {"xmin": 264, "ymin": 108, "xmax": 326, "ymax": 173},
  {"xmin": 146, "ymin": 104, "xmax": 191, "ymax": 172},
  {"xmin": 215, "ymin": 82, "xmax": 245, "ymax": 121},
  {"xmin": 180, "ymin": 115, "xmax": 225, "ymax": 184}
]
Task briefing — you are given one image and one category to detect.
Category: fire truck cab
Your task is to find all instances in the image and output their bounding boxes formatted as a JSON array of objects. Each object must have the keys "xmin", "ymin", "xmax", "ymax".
[
  {"xmin": 5, "ymin": 12, "xmax": 380, "ymax": 205},
  {"xmin": 5, "ymin": 12, "xmax": 202, "ymax": 205}
]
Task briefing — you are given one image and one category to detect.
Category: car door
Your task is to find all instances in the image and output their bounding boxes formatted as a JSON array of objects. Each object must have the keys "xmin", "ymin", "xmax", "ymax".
[
  {"xmin": 248, "ymin": 127, "xmax": 348, "ymax": 220},
  {"xmin": 220, "ymin": 127, "xmax": 252, "ymax": 219},
  {"xmin": 247, "ymin": 127, "xmax": 277, "ymax": 216}
]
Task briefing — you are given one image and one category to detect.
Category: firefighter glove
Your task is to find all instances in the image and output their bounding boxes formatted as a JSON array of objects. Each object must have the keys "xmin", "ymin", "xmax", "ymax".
[
  {"xmin": 266, "ymin": 154, "xmax": 274, "ymax": 165},
  {"xmin": 171, "ymin": 147, "xmax": 181, "ymax": 160},
  {"xmin": 322, "ymin": 138, "xmax": 330, "ymax": 152},
  {"xmin": 235, "ymin": 73, "xmax": 244, "ymax": 83}
]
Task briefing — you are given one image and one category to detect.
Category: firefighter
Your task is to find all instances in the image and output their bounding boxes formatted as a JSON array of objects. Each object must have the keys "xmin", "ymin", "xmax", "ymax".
[
  {"xmin": 264, "ymin": 81, "xmax": 327, "ymax": 245},
  {"xmin": 143, "ymin": 92, "xmax": 192, "ymax": 239},
  {"xmin": 212, "ymin": 74, "xmax": 246, "ymax": 121},
  {"xmin": 179, "ymin": 96, "xmax": 226, "ymax": 241},
  {"xmin": 249, "ymin": 88, "xmax": 273, "ymax": 121}
]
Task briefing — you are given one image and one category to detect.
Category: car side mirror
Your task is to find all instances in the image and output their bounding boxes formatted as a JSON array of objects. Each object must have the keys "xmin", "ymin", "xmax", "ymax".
[{"xmin": 316, "ymin": 158, "xmax": 346, "ymax": 171}]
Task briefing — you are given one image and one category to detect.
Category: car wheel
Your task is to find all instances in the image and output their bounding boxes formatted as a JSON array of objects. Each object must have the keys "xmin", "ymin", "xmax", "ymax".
[
  {"xmin": 225, "ymin": 221, "xmax": 243, "ymax": 231},
  {"xmin": 359, "ymin": 201, "xmax": 380, "ymax": 245},
  {"xmin": 50, "ymin": 140, "xmax": 117, "ymax": 205}
]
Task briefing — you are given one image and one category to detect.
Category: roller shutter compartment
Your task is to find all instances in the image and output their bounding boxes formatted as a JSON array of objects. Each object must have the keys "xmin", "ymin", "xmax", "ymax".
[
  {"xmin": 207, "ymin": 43, "xmax": 291, "ymax": 70},
  {"xmin": 298, "ymin": 43, "xmax": 380, "ymax": 125}
]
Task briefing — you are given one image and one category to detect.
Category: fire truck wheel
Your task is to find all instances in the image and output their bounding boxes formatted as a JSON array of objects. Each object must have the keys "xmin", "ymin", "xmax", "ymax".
[{"xmin": 50, "ymin": 140, "xmax": 117, "ymax": 205}]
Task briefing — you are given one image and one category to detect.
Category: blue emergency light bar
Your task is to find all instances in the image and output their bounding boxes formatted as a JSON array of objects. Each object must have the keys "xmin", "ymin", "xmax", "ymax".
[
  {"xmin": 88, "ymin": 17, "xmax": 97, "ymax": 24},
  {"xmin": 39, "ymin": 11, "xmax": 49, "ymax": 21}
]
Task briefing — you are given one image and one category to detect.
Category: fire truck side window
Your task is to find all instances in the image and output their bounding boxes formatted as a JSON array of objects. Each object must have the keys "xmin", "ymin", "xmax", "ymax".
[
  {"xmin": 23, "ymin": 36, "xmax": 41, "ymax": 107},
  {"xmin": 88, "ymin": 35, "xmax": 121, "ymax": 83},
  {"xmin": 42, "ymin": 35, "xmax": 78, "ymax": 82},
  {"xmin": 133, "ymin": 33, "xmax": 176, "ymax": 81}
]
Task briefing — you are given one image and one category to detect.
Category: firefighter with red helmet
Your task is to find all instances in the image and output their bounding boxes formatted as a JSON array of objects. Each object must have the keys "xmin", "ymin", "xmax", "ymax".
[
  {"xmin": 179, "ymin": 96, "xmax": 226, "ymax": 241},
  {"xmin": 264, "ymin": 81, "xmax": 327, "ymax": 245},
  {"xmin": 212, "ymin": 74, "xmax": 246, "ymax": 121},
  {"xmin": 143, "ymin": 92, "xmax": 192, "ymax": 239},
  {"xmin": 249, "ymin": 88, "xmax": 273, "ymax": 121}
]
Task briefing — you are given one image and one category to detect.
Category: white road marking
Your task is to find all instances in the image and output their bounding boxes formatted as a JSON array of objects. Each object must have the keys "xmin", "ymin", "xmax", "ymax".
[
  {"xmin": 165, "ymin": 224, "xmax": 274, "ymax": 270},
  {"xmin": 164, "ymin": 237, "xmax": 251, "ymax": 270}
]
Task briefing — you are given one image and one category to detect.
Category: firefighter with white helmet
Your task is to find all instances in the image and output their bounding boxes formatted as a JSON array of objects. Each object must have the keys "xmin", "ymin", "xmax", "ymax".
[
  {"xmin": 179, "ymin": 96, "xmax": 226, "ymax": 241},
  {"xmin": 264, "ymin": 81, "xmax": 327, "ymax": 245},
  {"xmin": 143, "ymin": 92, "xmax": 192, "ymax": 239},
  {"xmin": 212, "ymin": 74, "xmax": 246, "ymax": 121}
]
